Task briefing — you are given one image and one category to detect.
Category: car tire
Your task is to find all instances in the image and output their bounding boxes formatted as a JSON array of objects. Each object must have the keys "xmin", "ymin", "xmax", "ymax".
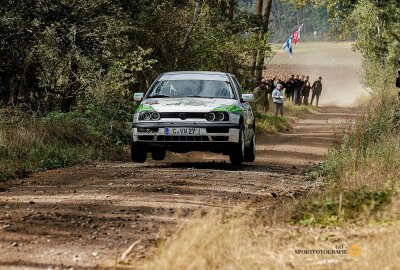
[
  {"xmin": 244, "ymin": 133, "xmax": 256, "ymax": 162},
  {"xmin": 152, "ymin": 149, "xmax": 166, "ymax": 161},
  {"xmin": 229, "ymin": 125, "xmax": 245, "ymax": 166},
  {"xmin": 131, "ymin": 142, "xmax": 147, "ymax": 163}
]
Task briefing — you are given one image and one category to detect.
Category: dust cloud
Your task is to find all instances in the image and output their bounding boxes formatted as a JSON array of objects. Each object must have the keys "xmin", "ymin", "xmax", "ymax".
[{"xmin": 266, "ymin": 42, "xmax": 367, "ymax": 106}]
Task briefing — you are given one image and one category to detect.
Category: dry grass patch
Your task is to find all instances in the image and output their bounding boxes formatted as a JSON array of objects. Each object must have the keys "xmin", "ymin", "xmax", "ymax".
[{"xmin": 141, "ymin": 206, "xmax": 400, "ymax": 270}]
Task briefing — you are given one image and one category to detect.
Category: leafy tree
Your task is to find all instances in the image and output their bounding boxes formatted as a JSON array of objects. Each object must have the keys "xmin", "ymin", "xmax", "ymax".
[
  {"xmin": 0, "ymin": 0, "xmax": 155, "ymax": 111},
  {"xmin": 1, "ymin": 0, "xmax": 264, "ymax": 112}
]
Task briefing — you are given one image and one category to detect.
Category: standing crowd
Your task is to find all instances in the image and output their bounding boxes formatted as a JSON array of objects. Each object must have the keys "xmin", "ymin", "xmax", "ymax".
[{"xmin": 254, "ymin": 74, "xmax": 323, "ymax": 116}]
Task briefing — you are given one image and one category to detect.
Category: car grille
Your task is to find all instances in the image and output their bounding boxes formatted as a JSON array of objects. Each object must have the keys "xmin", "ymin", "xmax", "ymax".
[
  {"xmin": 157, "ymin": 136, "xmax": 209, "ymax": 142},
  {"xmin": 211, "ymin": 136, "xmax": 229, "ymax": 142},
  {"xmin": 138, "ymin": 135, "xmax": 155, "ymax": 141},
  {"xmin": 159, "ymin": 112, "xmax": 206, "ymax": 119},
  {"xmin": 206, "ymin": 127, "xmax": 230, "ymax": 133}
]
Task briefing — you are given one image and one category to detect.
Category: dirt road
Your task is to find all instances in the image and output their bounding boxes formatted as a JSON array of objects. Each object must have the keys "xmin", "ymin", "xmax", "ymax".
[{"xmin": 0, "ymin": 106, "xmax": 359, "ymax": 269}]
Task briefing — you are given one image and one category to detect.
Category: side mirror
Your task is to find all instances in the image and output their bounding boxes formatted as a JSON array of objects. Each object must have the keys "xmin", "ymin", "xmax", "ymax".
[
  {"xmin": 241, "ymin": 94, "xmax": 254, "ymax": 102},
  {"xmin": 134, "ymin": 92, "xmax": 144, "ymax": 101}
]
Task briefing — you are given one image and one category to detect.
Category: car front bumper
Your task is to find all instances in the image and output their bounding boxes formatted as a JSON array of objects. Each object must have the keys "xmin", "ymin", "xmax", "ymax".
[{"xmin": 132, "ymin": 122, "xmax": 240, "ymax": 153}]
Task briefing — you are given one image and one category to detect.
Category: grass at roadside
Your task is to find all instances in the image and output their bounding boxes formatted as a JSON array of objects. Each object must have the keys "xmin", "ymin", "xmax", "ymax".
[
  {"xmin": 0, "ymin": 110, "xmax": 129, "ymax": 182},
  {"xmin": 141, "ymin": 205, "xmax": 400, "ymax": 270},
  {"xmin": 254, "ymin": 100, "xmax": 314, "ymax": 134},
  {"xmin": 254, "ymin": 112, "xmax": 291, "ymax": 134},
  {"xmin": 291, "ymin": 189, "xmax": 395, "ymax": 226},
  {"xmin": 285, "ymin": 101, "xmax": 315, "ymax": 117},
  {"xmin": 290, "ymin": 94, "xmax": 400, "ymax": 227}
]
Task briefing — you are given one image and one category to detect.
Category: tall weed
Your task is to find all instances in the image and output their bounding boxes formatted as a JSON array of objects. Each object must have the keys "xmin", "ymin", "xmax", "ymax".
[{"xmin": 323, "ymin": 95, "xmax": 400, "ymax": 191}]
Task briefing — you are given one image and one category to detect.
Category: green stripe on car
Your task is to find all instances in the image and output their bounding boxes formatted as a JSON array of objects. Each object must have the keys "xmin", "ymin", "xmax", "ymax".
[
  {"xmin": 136, "ymin": 104, "xmax": 155, "ymax": 112},
  {"xmin": 213, "ymin": 104, "xmax": 243, "ymax": 115}
]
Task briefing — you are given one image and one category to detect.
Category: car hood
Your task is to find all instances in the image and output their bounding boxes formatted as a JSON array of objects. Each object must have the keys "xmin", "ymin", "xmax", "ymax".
[{"xmin": 139, "ymin": 98, "xmax": 239, "ymax": 113}]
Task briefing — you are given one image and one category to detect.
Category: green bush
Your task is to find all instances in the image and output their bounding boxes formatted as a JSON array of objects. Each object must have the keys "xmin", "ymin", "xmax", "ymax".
[
  {"xmin": 0, "ymin": 108, "xmax": 129, "ymax": 182},
  {"xmin": 41, "ymin": 112, "xmax": 97, "ymax": 145}
]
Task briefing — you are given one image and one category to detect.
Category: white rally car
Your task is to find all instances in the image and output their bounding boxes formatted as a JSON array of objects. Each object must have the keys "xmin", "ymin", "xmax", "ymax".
[{"xmin": 131, "ymin": 71, "xmax": 256, "ymax": 165}]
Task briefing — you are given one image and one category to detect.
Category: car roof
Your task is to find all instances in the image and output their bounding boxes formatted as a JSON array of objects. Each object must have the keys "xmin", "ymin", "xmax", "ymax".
[{"xmin": 159, "ymin": 71, "xmax": 231, "ymax": 81}]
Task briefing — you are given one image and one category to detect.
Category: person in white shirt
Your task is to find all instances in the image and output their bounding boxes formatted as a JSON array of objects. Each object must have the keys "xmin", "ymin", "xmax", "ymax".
[{"xmin": 272, "ymin": 83, "xmax": 284, "ymax": 116}]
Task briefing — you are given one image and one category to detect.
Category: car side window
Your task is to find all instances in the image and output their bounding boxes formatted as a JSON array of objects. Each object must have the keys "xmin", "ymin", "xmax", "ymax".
[{"xmin": 231, "ymin": 76, "xmax": 243, "ymax": 97}]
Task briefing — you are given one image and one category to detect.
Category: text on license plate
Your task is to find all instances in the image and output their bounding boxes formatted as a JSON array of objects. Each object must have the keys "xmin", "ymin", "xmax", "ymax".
[{"xmin": 165, "ymin": 128, "xmax": 200, "ymax": 135}]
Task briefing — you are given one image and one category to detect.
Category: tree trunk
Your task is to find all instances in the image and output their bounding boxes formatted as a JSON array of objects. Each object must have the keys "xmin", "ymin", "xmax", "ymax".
[
  {"xmin": 255, "ymin": 0, "xmax": 272, "ymax": 83},
  {"xmin": 176, "ymin": 0, "xmax": 203, "ymax": 68},
  {"xmin": 181, "ymin": 0, "xmax": 203, "ymax": 51},
  {"xmin": 251, "ymin": 0, "xmax": 264, "ymax": 79},
  {"xmin": 225, "ymin": 0, "xmax": 234, "ymax": 21},
  {"xmin": 256, "ymin": 0, "xmax": 264, "ymax": 19}
]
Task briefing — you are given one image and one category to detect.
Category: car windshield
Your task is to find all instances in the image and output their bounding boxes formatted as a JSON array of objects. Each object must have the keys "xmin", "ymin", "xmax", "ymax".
[{"xmin": 147, "ymin": 80, "xmax": 235, "ymax": 99}]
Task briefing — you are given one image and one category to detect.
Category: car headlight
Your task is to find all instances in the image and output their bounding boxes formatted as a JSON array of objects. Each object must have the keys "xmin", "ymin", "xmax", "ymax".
[
  {"xmin": 142, "ymin": 112, "xmax": 152, "ymax": 121},
  {"xmin": 206, "ymin": 112, "xmax": 216, "ymax": 121},
  {"xmin": 216, "ymin": 112, "xmax": 225, "ymax": 121},
  {"xmin": 206, "ymin": 112, "xmax": 229, "ymax": 121},
  {"xmin": 139, "ymin": 111, "xmax": 160, "ymax": 121},
  {"xmin": 151, "ymin": 112, "xmax": 160, "ymax": 121}
]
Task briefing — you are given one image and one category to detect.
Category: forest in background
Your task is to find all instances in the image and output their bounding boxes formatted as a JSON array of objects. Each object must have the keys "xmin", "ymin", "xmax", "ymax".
[{"xmin": 1, "ymin": 0, "xmax": 261, "ymax": 113}]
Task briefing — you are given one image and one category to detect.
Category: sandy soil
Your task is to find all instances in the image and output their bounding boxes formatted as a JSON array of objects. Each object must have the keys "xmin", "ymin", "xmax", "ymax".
[{"xmin": 0, "ymin": 106, "xmax": 359, "ymax": 270}]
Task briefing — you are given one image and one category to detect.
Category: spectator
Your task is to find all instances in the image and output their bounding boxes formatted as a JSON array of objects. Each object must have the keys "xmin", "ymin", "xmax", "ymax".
[
  {"xmin": 301, "ymin": 78, "xmax": 312, "ymax": 105},
  {"xmin": 293, "ymin": 75, "xmax": 301, "ymax": 105},
  {"xmin": 311, "ymin": 76, "xmax": 323, "ymax": 107},
  {"xmin": 272, "ymin": 83, "xmax": 285, "ymax": 116},
  {"xmin": 273, "ymin": 76, "xmax": 279, "ymax": 88},
  {"xmin": 279, "ymin": 78, "xmax": 286, "ymax": 94},
  {"xmin": 268, "ymin": 78, "xmax": 275, "ymax": 96},
  {"xmin": 285, "ymin": 75, "xmax": 295, "ymax": 101},
  {"xmin": 298, "ymin": 75, "xmax": 306, "ymax": 105}
]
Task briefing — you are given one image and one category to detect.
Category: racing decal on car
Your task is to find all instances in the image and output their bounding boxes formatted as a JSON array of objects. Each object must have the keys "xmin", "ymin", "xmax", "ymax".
[
  {"xmin": 213, "ymin": 104, "xmax": 243, "ymax": 116},
  {"xmin": 145, "ymin": 100, "xmax": 160, "ymax": 105},
  {"xmin": 164, "ymin": 99, "xmax": 212, "ymax": 107},
  {"xmin": 136, "ymin": 104, "xmax": 155, "ymax": 112}
]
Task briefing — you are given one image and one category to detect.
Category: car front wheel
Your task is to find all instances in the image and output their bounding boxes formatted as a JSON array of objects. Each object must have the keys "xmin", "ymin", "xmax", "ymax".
[
  {"xmin": 131, "ymin": 142, "xmax": 147, "ymax": 163},
  {"xmin": 229, "ymin": 126, "xmax": 245, "ymax": 166},
  {"xmin": 244, "ymin": 133, "xmax": 256, "ymax": 162}
]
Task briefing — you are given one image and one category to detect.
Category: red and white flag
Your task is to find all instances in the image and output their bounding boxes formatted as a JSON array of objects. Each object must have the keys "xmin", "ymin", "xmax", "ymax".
[{"xmin": 293, "ymin": 24, "xmax": 304, "ymax": 45}]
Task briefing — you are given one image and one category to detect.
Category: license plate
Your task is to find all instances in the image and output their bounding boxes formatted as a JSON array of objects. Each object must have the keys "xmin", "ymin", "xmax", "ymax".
[{"xmin": 165, "ymin": 127, "xmax": 200, "ymax": 136}]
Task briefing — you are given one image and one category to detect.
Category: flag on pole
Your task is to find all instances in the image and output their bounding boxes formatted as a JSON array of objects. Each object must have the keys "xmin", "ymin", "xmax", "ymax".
[
  {"xmin": 283, "ymin": 35, "xmax": 293, "ymax": 58},
  {"xmin": 293, "ymin": 24, "xmax": 304, "ymax": 45}
]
